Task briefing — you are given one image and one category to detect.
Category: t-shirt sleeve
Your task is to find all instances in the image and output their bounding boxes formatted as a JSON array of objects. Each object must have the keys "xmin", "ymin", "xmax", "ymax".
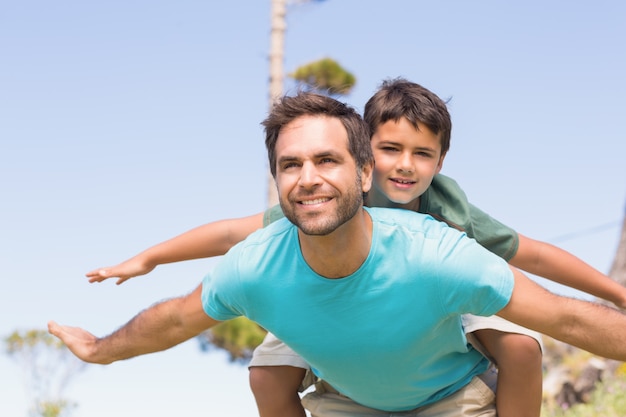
[
  {"xmin": 421, "ymin": 174, "xmax": 519, "ymax": 261},
  {"xmin": 263, "ymin": 204, "xmax": 286, "ymax": 227},
  {"xmin": 201, "ymin": 246, "xmax": 247, "ymax": 321},
  {"xmin": 464, "ymin": 202, "xmax": 519, "ymax": 261},
  {"xmin": 432, "ymin": 223, "xmax": 515, "ymax": 317}
]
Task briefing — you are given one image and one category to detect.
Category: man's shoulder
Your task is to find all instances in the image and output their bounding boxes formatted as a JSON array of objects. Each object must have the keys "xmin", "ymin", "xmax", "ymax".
[
  {"xmin": 242, "ymin": 216, "xmax": 293, "ymax": 247},
  {"xmin": 219, "ymin": 217, "xmax": 296, "ymax": 276},
  {"xmin": 367, "ymin": 207, "xmax": 451, "ymax": 236}
]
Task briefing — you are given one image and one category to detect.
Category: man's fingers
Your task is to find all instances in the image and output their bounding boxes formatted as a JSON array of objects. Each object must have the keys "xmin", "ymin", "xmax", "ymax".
[
  {"xmin": 47, "ymin": 320, "xmax": 61, "ymax": 336},
  {"xmin": 48, "ymin": 321, "xmax": 79, "ymax": 340}
]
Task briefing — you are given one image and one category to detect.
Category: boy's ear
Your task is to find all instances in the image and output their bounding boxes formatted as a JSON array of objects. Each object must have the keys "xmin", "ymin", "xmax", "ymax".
[
  {"xmin": 361, "ymin": 160, "xmax": 374, "ymax": 193},
  {"xmin": 435, "ymin": 152, "xmax": 447, "ymax": 174}
]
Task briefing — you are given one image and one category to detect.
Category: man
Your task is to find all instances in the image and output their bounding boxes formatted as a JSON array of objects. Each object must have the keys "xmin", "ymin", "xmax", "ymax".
[{"xmin": 49, "ymin": 92, "xmax": 626, "ymax": 416}]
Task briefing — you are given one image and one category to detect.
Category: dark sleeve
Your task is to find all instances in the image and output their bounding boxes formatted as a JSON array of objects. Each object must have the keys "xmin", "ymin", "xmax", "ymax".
[
  {"xmin": 420, "ymin": 174, "xmax": 519, "ymax": 261},
  {"xmin": 263, "ymin": 204, "xmax": 285, "ymax": 227}
]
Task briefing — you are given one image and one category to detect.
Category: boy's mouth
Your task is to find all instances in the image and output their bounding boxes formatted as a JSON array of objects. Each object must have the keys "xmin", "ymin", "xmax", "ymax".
[{"xmin": 390, "ymin": 177, "xmax": 416, "ymax": 185}]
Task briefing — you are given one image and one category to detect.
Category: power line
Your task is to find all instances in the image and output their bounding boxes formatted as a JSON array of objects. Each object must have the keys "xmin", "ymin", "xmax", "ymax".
[{"xmin": 549, "ymin": 220, "xmax": 622, "ymax": 244}]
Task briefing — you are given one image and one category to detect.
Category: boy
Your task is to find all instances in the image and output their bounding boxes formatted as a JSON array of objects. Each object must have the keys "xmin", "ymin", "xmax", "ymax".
[{"xmin": 88, "ymin": 79, "xmax": 626, "ymax": 417}]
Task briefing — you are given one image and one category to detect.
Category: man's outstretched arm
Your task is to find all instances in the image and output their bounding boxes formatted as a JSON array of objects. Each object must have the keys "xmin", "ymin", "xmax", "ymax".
[
  {"xmin": 48, "ymin": 284, "xmax": 220, "ymax": 364},
  {"xmin": 498, "ymin": 268, "xmax": 626, "ymax": 361}
]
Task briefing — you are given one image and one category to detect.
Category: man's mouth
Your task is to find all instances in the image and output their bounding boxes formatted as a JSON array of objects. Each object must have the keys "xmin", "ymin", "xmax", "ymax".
[{"xmin": 299, "ymin": 197, "xmax": 331, "ymax": 205}]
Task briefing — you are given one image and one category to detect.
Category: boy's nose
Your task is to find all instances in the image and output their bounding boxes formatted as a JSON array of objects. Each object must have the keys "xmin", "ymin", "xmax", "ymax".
[{"xmin": 396, "ymin": 152, "xmax": 414, "ymax": 173}]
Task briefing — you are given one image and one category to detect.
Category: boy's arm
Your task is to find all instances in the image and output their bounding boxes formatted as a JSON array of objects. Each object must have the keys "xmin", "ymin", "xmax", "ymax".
[
  {"xmin": 48, "ymin": 284, "xmax": 220, "ymax": 364},
  {"xmin": 498, "ymin": 268, "xmax": 626, "ymax": 360},
  {"xmin": 509, "ymin": 234, "xmax": 626, "ymax": 309},
  {"xmin": 87, "ymin": 212, "xmax": 265, "ymax": 285},
  {"xmin": 430, "ymin": 176, "xmax": 625, "ymax": 308}
]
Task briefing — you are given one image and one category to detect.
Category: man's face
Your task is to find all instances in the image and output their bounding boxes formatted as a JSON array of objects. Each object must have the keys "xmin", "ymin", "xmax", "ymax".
[
  {"xmin": 274, "ymin": 115, "xmax": 372, "ymax": 236},
  {"xmin": 369, "ymin": 118, "xmax": 444, "ymax": 206}
]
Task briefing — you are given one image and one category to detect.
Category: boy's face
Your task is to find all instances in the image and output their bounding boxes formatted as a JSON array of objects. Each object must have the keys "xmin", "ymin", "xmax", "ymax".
[{"xmin": 369, "ymin": 118, "xmax": 444, "ymax": 206}]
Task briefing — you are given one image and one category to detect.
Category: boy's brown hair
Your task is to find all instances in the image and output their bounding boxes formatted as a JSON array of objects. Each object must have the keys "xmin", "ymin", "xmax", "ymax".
[{"xmin": 364, "ymin": 78, "xmax": 452, "ymax": 155}]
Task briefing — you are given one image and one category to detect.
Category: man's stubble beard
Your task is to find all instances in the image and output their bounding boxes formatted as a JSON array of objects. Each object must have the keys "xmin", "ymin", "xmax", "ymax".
[{"xmin": 279, "ymin": 175, "xmax": 364, "ymax": 236}]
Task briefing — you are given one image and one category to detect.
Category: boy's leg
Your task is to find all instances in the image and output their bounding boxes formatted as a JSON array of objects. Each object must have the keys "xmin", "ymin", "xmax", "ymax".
[
  {"xmin": 464, "ymin": 315, "xmax": 543, "ymax": 417},
  {"xmin": 249, "ymin": 332, "xmax": 312, "ymax": 417},
  {"xmin": 250, "ymin": 366, "xmax": 307, "ymax": 417}
]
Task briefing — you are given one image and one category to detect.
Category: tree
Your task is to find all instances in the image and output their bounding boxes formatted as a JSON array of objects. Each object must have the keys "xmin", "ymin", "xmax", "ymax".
[
  {"xmin": 197, "ymin": 317, "xmax": 267, "ymax": 362},
  {"xmin": 4, "ymin": 329, "xmax": 87, "ymax": 417},
  {"xmin": 197, "ymin": 0, "xmax": 358, "ymax": 362},
  {"xmin": 266, "ymin": 0, "xmax": 287, "ymax": 207},
  {"xmin": 266, "ymin": 0, "xmax": 351, "ymax": 206},
  {"xmin": 290, "ymin": 57, "xmax": 356, "ymax": 96}
]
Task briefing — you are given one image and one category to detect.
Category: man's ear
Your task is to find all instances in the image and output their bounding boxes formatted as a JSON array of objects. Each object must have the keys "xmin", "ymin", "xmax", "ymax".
[{"xmin": 361, "ymin": 160, "xmax": 374, "ymax": 193}]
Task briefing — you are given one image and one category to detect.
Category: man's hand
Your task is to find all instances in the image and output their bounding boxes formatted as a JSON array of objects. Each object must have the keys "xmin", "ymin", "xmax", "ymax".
[
  {"xmin": 48, "ymin": 285, "xmax": 218, "ymax": 365},
  {"xmin": 48, "ymin": 321, "xmax": 111, "ymax": 364},
  {"xmin": 86, "ymin": 256, "xmax": 155, "ymax": 285}
]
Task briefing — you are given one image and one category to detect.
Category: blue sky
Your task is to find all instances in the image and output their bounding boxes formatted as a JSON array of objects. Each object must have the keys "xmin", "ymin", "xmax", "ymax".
[{"xmin": 1, "ymin": 1, "xmax": 625, "ymax": 416}]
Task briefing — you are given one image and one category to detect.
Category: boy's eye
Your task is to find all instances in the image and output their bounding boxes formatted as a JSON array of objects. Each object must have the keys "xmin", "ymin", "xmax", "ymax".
[{"xmin": 381, "ymin": 146, "xmax": 399, "ymax": 152}]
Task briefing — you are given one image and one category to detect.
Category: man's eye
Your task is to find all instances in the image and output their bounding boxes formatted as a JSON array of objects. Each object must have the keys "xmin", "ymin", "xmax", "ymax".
[
  {"xmin": 381, "ymin": 146, "xmax": 399, "ymax": 152},
  {"xmin": 320, "ymin": 158, "xmax": 335, "ymax": 164}
]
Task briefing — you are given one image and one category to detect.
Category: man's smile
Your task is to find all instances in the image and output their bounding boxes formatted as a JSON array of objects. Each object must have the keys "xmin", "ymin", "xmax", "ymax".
[{"xmin": 298, "ymin": 197, "xmax": 332, "ymax": 206}]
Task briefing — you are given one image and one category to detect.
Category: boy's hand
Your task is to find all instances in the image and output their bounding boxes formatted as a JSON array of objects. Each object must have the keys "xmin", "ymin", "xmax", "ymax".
[{"xmin": 86, "ymin": 257, "xmax": 155, "ymax": 285}]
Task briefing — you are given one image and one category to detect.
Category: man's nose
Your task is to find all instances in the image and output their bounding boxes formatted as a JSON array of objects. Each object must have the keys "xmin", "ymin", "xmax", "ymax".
[{"xmin": 298, "ymin": 161, "xmax": 322, "ymax": 187}]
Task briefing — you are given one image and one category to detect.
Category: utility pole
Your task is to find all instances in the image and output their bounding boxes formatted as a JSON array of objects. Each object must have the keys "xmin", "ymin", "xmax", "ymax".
[
  {"xmin": 266, "ymin": 0, "xmax": 287, "ymax": 207},
  {"xmin": 608, "ymin": 201, "xmax": 626, "ymax": 286}
]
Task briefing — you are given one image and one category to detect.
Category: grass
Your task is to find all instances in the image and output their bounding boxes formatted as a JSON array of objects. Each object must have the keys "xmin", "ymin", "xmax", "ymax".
[{"xmin": 542, "ymin": 375, "xmax": 626, "ymax": 416}]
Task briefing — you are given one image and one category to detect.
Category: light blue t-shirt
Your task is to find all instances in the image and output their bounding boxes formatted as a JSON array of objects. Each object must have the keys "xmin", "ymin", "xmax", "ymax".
[{"xmin": 202, "ymin": 207, "xmax": 513, "ymax": 411}]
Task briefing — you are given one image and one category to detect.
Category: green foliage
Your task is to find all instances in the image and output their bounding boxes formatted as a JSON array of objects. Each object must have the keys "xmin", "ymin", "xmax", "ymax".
[
  {"xmin": 33, "ymin": 400, "xmax": 74, "ymax": 417},
  {"xmin": 4, "ymin": 329, "xmax": 86, "ymax": 417},
  {"xmin": 542, "ymin": 375, "xmax": 626, "ymax": 416},
  {"xmin": 289, "ymin": 57, "xmax": 356, "ymax": 96},
  {"xmin": 5, "ymin": 329, "xmax": 66, "ymax": 354},
  {"xmin": 198, "ymin": 317, "xmax": 267, "ymax": 363}
]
